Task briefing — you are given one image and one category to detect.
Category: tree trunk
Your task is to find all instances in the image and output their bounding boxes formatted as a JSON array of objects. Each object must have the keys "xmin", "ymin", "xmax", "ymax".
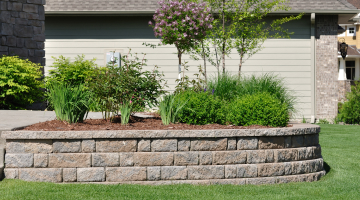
[
  {"xmin": 201, "ymin": 41, "xmax": 207, "ymax": 83},
  {"xmin": 178, "ymin": 50, "xmax": 182, "ymax": 82},
  {"xmin": 222, "ymin": 0, "xmax": 226, "ymax": 74}
]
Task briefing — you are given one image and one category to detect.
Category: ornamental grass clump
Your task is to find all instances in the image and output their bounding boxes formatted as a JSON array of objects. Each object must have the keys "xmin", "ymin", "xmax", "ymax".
[
  {"xmin": 159, "ymin": 94, "xmax": 188, "ymax": 125},
  {"xmin": 47, "ymin": 83, "xmax": 91, "ymax": 124},
  {"xmin": 119, "ymin": 101, "xmax": 132, "ymax": 125}
]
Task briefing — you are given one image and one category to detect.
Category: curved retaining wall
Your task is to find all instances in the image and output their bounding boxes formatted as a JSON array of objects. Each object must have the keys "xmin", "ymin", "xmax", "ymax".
[{"xmin": 1, "ymin": 124, "xmax": 325, "ymax": 185}]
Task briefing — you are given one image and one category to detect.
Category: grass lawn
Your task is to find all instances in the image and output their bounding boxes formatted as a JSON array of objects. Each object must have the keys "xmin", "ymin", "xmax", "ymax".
[{"xmin": 0, "ymin": 124, "xmax": 359, "ymax": 200}]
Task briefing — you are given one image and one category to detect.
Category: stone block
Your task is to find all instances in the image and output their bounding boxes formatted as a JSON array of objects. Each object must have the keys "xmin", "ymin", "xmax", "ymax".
[
  {"xmin": 138, "ymin": 139, "xmax": 150, "ymax": 152},
  {"xmin": 199, "ymin": 152, "xmax": 212, "ymax": 165},
  {"xmin": 292, "ymin": 161, "xmax": 309, "ymax": 175},
  {"xmin": 120, "ymin": 152, "xmax": 134, "ymax": 167},
  {"xmin": 34, "ymin": 154, "xmax": 48, "ymax": 168},
  {"xmin": 258, "ymin": 163, "xmax": 285, "ymax": 177},
  {"xmin": 237, "ymin": 164, "xmax": 257, "ymax": 178},
  {"xmin": 225, "ymin": 165, "xmax": 237, "ymax": 179},
  {"xmin": 237, "ymin": 137, "xmax": 258, "ymax": 150},
  {"xmin": 14, "ymin": 24, "xmax": 33, "ymax": 37},
  {"xmin": 265, "ymin": 150, "xmax": 274, "ymax": 163},
  {"xmin": 277, "ymin": 175, "xmax": 298, "ymax": 184},
  {"xmin": 28, "ymin": 50, "xmax": 34, "ymax": 56},
  {"xmin": 15, "ymin": 18, "xmax": 28, "ymax": 25},
  {"xmin": 147, "ymin": 166, "xmax": 161, "ymax": 181},
  {"xmin": 33, "ymin": 34, "xmax": 45, "ymax": 41},
  {"xmin": 48, "ymin": 153, "xmax": 91, "ymax": 168},
  {"xmin": 106, "ymin": 167, "xmax": 147, "ymax": 182},
  {"xmin": 12, "ymin": 3, "xmax": 23, "ymax": 12},
  {"xmin": 53, "ymin": 140, "xmax": 81, "ymax": 153},
  {"xmin": 213, "ymin": 151, "xmax": 246, "ymax": 165},
  {"xmin": 151, "ymin": 139, "xmax": 177, "ymax": 152},
  {"xmin": 27, "ymin": 13, "xmax": 39, "ymax": 20},
  {"xmin": 314, "ymin": 145, "xmax": 322, "ymax": 158},
  {"xmin": 9, "ymin": 47, "xmax": 28, "ymax": 57},
  {"xmin": 304, "ymin": 134, "xmax": 319, "ymax": 146},
  {"xmin": 178, "ymin": 139, "xmax": 190, "ymax": 151},
  {"xmin": 96, "ymin": 139, "xmax": 137, "ymax": 152},
  {"xmin": 134, "ymin": 152, "xmax": 173, "ymax": 166},
  {"xmin": 27, "ymin": 0, "xmax": 44, "ymax": 5},
  {"xmin": 5, "ymin": 153, "xmax": 33, "ymax": 168},
  {"xmin": 210, "ymin": 179, "xmax": 246, "ymax": 185},
  {"xmin": 247, "ymin": 150, "xmax": 266, "ymax": 164},
  {"xmin": 161, "ymin": 166, "xmax": 187, "ymax": 180},
  {"xmin": 188, "ymin": 166, "xmax": 224, "ymax": 180},
  {"xmin": 19, "ymin": 12, "xmax": 27, "ymax": 18},
  {"xmin": 77, "ymin": 168, "xmax": 105, "ymax": 182},
  {"xmin": 274, "ymin": 149, "xmax": 298, "ymax": 162},
  {"xmin": 284, "ymin": 162, "xmax": 292, "ymax": 175},
  {"xmin": 284, "ymin": 136, "xmax": 291, "ymax": 148},
  {"xmin": 227, "ymin": 138, "xmax": 237, "ymax": 150},
  {"xmin": 4, "ymin": 168, "xmax": 18, "ymax": 179},
  {"xmin": 6, "ymin": 139, "xmax": 52, "ymax": 153},
  {"xmin": 6, "ymin": 36, "xmax": 16, "ymax": 47},
  {"xmin": 23, "ymin": 4, "xmax": 38, "ymax": 13},
  {"xmin": 16, "ymin": 38, "xmax": 24, "ymax": 47},
  {"xmin": 190, "ymin": 138, "xmax": 227, "ymax": 151},
  {"xmin": 259, "ymin": 137, "xmax": 284, "ymax": 149},
  {"xmin": 92, "ymin": 153, "xmax": 119, "ymax": 167},
  {"xmin": 82, "ymin": 139, "xmax": 95, "ymax": 153},
  {"xmin": 0, "ymin": 11, "xmax": 11, "ymax": 23},
  {"xmin": 63, "ymin": 168, "xmax": 76, "ymax": 182},
  {"xmin": 174, "ymin": 152, "xmax": 198, "ymax": 165},
  {"xmin": 34, "ymin": 49, "xmax": 45, "ymax": 57},
  {"xmin": 247, "ymin": 177, "xmax": 276, "ymax": 185},
  {"xmin": 19, "ymin": 168, "xmax": 62, "ymax": 183},
  {"xmin": 297, "ymin": 174, "xmax": 313, "ymax": 182},
  {"xmin": 291, "ymin": 136, "xmax": 304, "ymax": 148},
  {"xmin": 24, "ymin": 38, "xmax": 37, "ymax": 48}
]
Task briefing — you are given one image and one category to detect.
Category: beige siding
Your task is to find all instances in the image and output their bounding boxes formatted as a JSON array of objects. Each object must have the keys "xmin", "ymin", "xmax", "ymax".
[{"xmin": 45, "ymin": 15, "xmax": 312, "ymax": 119}]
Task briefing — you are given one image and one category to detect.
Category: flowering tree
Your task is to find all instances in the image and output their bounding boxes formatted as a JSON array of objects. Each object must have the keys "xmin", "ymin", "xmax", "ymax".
[{"xmin": 149, "ymin": 0, "xmax": 213, "ymax": 81}]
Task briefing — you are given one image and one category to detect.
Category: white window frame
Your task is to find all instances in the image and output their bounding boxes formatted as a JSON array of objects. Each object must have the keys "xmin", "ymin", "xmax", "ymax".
[{"xmin": 347, "ymin": 26, "xmax": 356, "ymax": 37}]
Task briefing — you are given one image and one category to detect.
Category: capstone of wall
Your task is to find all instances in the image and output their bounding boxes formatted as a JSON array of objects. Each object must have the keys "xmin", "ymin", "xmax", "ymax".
[
  {"xmin": 315, "ymin": 15, "xmax": 339, "ymax": 120},
  {"xmin": 1, "ymin": 124, "xmax": 325, "ymax": 185},
  {"xmin": 0, "ymin": 0, "xmax": 45, "ymax": 67}
]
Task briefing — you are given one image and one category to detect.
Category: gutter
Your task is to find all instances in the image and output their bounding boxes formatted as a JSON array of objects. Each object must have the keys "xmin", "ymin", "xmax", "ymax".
[{"xmin": 45, "ymin": 9, "xmax": 360, "ymax": 15}]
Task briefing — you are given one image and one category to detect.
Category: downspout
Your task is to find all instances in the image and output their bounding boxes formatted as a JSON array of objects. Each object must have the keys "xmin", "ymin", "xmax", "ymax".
[{"xmin": 311, "ymin": 13, "xmax": 316, "ymax": 122}]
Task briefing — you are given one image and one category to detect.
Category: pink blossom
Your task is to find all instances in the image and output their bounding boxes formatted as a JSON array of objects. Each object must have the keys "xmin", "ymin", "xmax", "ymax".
[
  {"xmin": 148, "ymin": 21, "xmax": 152, "ymax": 25},
  {"xmin": 183, "ymin": 33, "xmax": 187, "ymax": 37},
  {"xmin": 130, "ymin": 100, "xmax": 132, "ymax": 104}
]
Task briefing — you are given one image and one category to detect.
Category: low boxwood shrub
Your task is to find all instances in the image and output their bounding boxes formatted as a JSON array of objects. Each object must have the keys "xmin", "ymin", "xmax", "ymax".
[
  {"xmin": 227, "ymin": 92, "xmax": 289, "ymax": 127},
  {"xmin": 339, "ymin": 81, "xmax": 360, "ymax": 124},
  {"xmin": 0, "ymin": 56, "xmax": 44, "ymax": 109},
  {"xmin": 176, "ymin": 91, "xmax": 224, "ymax": 125}
]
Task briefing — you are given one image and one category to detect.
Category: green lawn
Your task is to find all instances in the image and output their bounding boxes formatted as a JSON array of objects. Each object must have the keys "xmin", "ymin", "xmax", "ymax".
[{"xmin": 1, "ymin": 124, "xmax": 359, "ymax": 200}]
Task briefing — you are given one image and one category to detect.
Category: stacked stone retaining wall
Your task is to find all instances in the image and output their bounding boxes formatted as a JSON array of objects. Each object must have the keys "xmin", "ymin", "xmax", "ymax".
[{"xmin": 1, "ymin": 124, "xmax": 325, "ymax": 185}]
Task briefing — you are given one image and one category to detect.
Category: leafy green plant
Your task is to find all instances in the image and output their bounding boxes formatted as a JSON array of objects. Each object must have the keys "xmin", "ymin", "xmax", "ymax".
[
  {"xmin": 206, "ymin": 72, "xmax": 239, "ymax": 102},
  {"xmin": 176, "ymin": 91, "xmax": 223, "ymax": 125},
  {"xmin": 159, "ymin": 94, "xmax": 188, "ymax": 125},
  {"xmin": 46, "ymin": 55, "xmax": 98, "ymax": 87},
  {"xmin": 317, "ymin": 119, "xmax": 330, "ymax": 125},
  {"xmin": 338, "ymin": 81, "xmax": 360, "ymax": 124},
  {"xmin": 119, "ymin": 101, "xmax": 132, "ymax": 125},
  {"xmin": 174, "ymin": 62, "xmax": 206, "ymax": 94},
  {"xmin": 0, "ymin": 56, "xmax": 44, "ymax": 109},
  {"xmin": 302, "ymin": 116, "xmax": 307, "ymax": 123},
  {"xmin": 88, "ymin": 50, "xmax": 167, "ymax": 119},
  {"xmin": 47, "ymin": 83, "xmax": 91, "ymax": 124},
  {"xmin": 227, "ymin": 92, "xmax": 289, "ymax": 127}
]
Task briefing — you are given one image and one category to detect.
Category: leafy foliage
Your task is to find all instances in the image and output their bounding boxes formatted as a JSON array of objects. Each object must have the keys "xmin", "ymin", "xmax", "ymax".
[
  {"xmin": 0, "ymin": 56, "xmax": 44, "ymax": 109},
  {"xmin": 174, "ymin": 62, "xmax": 206, "ymax": 93},
  {"xmin": 159, "ymin": 94, "xmax": 188, "ymax": 125},
  {"xmin": 339, "ymin": 81, "xmax": 360, "ymax": 124},
  {"xmin": 47, "ymin": 83, "xmax": 91, "ymax": 124},
  {"xmin": 87, "ymin": 51, "xmax": 167, "ymax": 119},
  {"xmin": 227, "ymin": 92, "xmax": 289, "ymax": 127},
  {"xmin": 119, "ymin": 101, "xmax": 132, "ymax": 125}
]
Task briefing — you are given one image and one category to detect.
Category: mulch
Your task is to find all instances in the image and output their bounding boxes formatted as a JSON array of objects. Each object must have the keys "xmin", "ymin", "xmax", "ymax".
[{"xmin": 20, "ymin": 114, "xmax": 292, "ymax": 131}]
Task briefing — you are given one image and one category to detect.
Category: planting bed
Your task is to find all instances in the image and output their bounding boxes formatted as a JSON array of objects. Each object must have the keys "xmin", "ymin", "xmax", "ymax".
[{"xmin": 1, "ymin": 123, "xmax": 325, "ymax": 185}]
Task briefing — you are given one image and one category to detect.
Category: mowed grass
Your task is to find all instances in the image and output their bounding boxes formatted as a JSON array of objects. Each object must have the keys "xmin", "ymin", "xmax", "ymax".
[{"xmin": 0, "ymin": 124, "xmax": 359, "ymax": 200}]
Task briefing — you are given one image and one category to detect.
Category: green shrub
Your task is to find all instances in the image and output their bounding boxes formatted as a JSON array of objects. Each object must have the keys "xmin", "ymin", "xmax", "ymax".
[
  {"xmin": 46, "ymin": 55, "xmax": 98, "ymax": 87},
  {"xmin": 339, "ymin": 81, "xmax": 360, "ymax": 124},
  {"xmin": 47, "ymin": 83, "xmax": 91, "ymax": 124},
  {"xmin": 176, "ymin": 91, "xmax": 224, "ymax": 125},
  {"xmin": 88, "ymin": 51, "xmax": 167, "ymax": 119},
  {"xmin": 206, "ymin": 72, "xmax": 239, "ymax": 102},
  {"xmin": 0, "ymin": 56, "xmax": 44, "ymax": 109},
  {"xmin": 227, "ymin": 92, "xmax": 289, "ymax": 127}
]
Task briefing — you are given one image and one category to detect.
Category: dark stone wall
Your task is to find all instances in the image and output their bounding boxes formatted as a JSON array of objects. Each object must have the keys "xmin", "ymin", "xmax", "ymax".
[{"xmin": 0, "ymin": 0, "xmax": 45, "ymax": 67}]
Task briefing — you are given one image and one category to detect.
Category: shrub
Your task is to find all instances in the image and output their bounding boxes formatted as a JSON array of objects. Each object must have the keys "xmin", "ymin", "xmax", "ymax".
[
  {"xmin": 0, "ymin": 56, "xmax": 44, "ymax": 109},
  {"xmin": 88, "ymin": 51, "xmax": 167, "ymax": 119},
  {"xmin": 227, "ymin": 92, "xmax": 289, "ymax": 127},
  {"xmin": 46, "ymin": 55, "xmax": 98, "ymax": 87},
  {"xmin": 47, "ymin": 83, "xmax": 91, "ymax": 124},
  {"xmin": 176, "ymin": 91, "xmax": 224, "ymax": 125},
  {"xmin": 339, "ymin": 81, "xmax": 360, "ymax": 124}
]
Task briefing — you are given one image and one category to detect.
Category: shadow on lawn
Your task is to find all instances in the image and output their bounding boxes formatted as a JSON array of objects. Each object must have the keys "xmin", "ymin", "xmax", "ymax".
[{"xmin": 324, "ymin": 161, "xmax": 331, "ymax": 174}]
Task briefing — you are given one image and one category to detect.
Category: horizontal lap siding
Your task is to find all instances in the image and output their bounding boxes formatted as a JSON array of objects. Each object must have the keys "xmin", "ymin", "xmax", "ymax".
[{"xmin": 45, "ymin": 15, "xmax": 312, "ymax": 118}]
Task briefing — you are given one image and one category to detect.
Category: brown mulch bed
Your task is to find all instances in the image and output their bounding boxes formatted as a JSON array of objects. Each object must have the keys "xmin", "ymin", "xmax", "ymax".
[{"xmin": 20, "ymin": 114, "xmax": 292, "ymax": 131}]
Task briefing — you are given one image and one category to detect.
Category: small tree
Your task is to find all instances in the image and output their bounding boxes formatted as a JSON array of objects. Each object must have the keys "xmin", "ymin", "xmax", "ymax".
[
  {"xmin": 233, "ymin": 0, "xmax": 303, "ymax": 76},
  {"xmin": 150, "ymin": 0, "xmax": 213, "ymax": 81}
]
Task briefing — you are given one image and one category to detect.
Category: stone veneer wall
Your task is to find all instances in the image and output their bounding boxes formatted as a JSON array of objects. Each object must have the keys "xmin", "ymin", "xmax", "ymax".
[
  {"xmin": 315, "ymin": 15, "xmax": 339, "ymax": 120},
  {"xmin": 2, "ymin": 125, "xmax": 325, "ymax": 185},
  {"xmin": 0, "ymin": 0, "xmax": 46, "ymax": 67}
]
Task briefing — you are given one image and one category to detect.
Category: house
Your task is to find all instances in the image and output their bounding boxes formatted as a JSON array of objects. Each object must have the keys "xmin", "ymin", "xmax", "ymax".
[{"xmin": 42, "ymin": 0, "xmax": 359, "ymax": 121}]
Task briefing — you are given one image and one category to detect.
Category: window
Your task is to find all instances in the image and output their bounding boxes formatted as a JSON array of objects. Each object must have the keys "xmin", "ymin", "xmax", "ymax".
[
  {"xmin": 346, "ymin": 61, "xmax": 355, "ymax": 80},
  {"xmin": 347, "ymin": 26, "xmax": 356, "ymax": 36}
]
